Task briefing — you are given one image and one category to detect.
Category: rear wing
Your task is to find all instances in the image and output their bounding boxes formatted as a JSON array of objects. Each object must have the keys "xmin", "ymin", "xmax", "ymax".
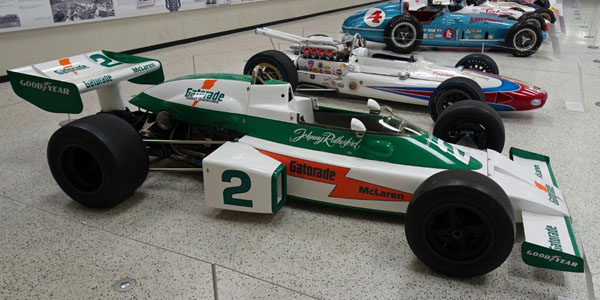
[
  {"xmin": 7, "ymin": 50, "xmax": 164, "ymax": 114},
  {"xmin": 510, "ymin": 148, "xmax": 584, "ymax": 273}
]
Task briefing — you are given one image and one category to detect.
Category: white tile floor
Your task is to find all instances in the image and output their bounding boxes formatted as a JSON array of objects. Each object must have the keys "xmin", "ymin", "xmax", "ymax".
[{"xmin": 1, "ymin": 0, "xmax": 600, "ymax": 299}]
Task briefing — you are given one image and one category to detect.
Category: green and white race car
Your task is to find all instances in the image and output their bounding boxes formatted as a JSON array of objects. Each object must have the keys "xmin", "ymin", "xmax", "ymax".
[{"xmin": 7, "ymin": 50, "xmax": 584, "ymax": 277}]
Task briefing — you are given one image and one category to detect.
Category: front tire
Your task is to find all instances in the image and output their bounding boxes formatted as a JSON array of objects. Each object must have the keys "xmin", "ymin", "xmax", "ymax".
[
  {"xmin": 243, "ymin": 50, "xmax": 298, "ymax": 90},
  {"xmin": 428, "ymin": 77, "xmax": 485, "ymax": 121},
  {"xmin": 47, "ymin": 114, "xmax": 149, "ymax": 208},
  {"xmin": 534, "ymin": 0, "xmax": 550, "ymax": 8},
  {"xmin": 455, "ymin": 53, "xmax": 499, "ymax": 75},
  {"xmin": 383, "ymin": 14, "xmax": 423, "ymax": 54},
  {"xmin": 505, "ymin": 22, "xmax": 543, "ymax": 57},
  {"xmin": 405, "ymin": 170, "xmax": 515, "ymax": 277},
  {"xmin": 433, "ymin": 100, "xmax": 505, "ymax": 152}
]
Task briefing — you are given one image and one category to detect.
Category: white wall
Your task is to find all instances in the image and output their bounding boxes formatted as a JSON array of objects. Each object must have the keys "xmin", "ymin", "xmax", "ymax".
[{"xmin": 0, "ymin": 0, "xmax": 375, "ymax": 74}]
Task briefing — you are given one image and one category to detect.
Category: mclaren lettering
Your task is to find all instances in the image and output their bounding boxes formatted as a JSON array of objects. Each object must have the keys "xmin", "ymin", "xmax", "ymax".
[{"xmin": 358, "ymin": 186, "xmax": 405, "ymax": 200}]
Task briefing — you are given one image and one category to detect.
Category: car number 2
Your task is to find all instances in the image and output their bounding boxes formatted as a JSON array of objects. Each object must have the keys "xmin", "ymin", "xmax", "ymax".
[
  {"xmin": 89, "ymin": 53, "xmax": 123, "ymax": 68},
  {"xmin": 222, "ymin": 170, "xmax": 252, "ymax": 207}
]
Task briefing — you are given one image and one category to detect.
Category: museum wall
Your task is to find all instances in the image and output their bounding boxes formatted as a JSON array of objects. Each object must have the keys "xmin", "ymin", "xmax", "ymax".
[{"xmin": 0, "ymin": 0, "xmax": 376, "ymax": 75}]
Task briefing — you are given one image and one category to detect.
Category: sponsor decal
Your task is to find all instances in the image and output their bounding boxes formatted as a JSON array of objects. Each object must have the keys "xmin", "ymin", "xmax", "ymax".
[
  {"xmin": 340, "ymin": 63, "xmax": 348, "ymax": 69},
  {"xmin": 434, "ymin": 34, "xmax": 442, "ymax": 38},
  {"xmin": 364, "ymin": 8, "xmax": 386, "ymax": 27},
  {"xmin": 54, "ymin": 64, "xmax": 89, "ymax": 75},
  {"xmin": 310, "ymin": 74, "xmax": 316, "ymax": 80},
  {"xmin": 427, "ymin": 136, "xmax": 471, "ymax": 165},
  {"xmin": 299, "ymin": 66, "xmax": 309, "ymax": 71},
  {"xmin": 308, "ymin": 60, "xmax": 315, "ymax": 68},
  {"xmin": 19, "ymin": 80, "xmax": 70, "ymax": 95},
  {"xmin": 524, "ymin": 250, "xmax": 579, "ymax": 268},
  {"xmin": 433, "ymin": 71, "xmax": 454, "ymax": 78},
  {"xmin": 291, "ymin": 128, "xmax": 362, "ymax": 150},
  {"xmin": 318, "ymin": 62, "xmax": 324, "ymax": 69},
  {"xmin": 57, "ymin": 58, "xmax": 85, "ymax": 76},
  {"xmin": 427, "ymin": 28, "xmax": 435, "ymax": 33},
  {"xmin": 184, "ymin": 79, "xmax": 224, "ymax": 107},
  {"xmin": 258, "ymin": 150, "xmax": 413, "ymax": 202},
  {"xmin": 347, "ymin": 65, "xmax": 355, "ymax": 72},
  {"xmin": 311, "ymin": 67, "xmax": 321, "ymax": 73},
  {"xmin": 473, "ymin": 34, "xmax": 482, "ymax": 39},
  {"xmin": 337, "ymin": 82, "xmax": 345, "ymax": 88},
  {"xmin": 436, "ymin": 28, "xmax": 442, "ymax": 32},
  {"xmin": 534, "ymin": 181, "xmax": 563, "ymax": 205},
  {"xmin": 349, "ymin": 81, "xmax": 358, "ymax": 90},
  {"xmin": 82, "ymin": 75, "xmax": 113, "ymax": 88},
  {"xmin": 323, "ymin": 66, "xmax": 331, "ymax": 71},
  {"xmin": 545, "ymin": 225, "xmax": 563, "ymax": 251},
  {"xmin": 336, "ymin": 69, "xmax": 343, "ymax": 76},
  {"xmin": 132, "ymin": 62, "xmax": 157, "ymax": 73},
  {"xmin": 470, "ymin": 17, "xmax": 503, "ymax": 24},
  {"xmin": 423, "ymin": 33, "xmax": 428, "ymax": 39},
  {"xmin": 443, "ymin": 28, "xmax": 454, "ymax": 39},
  {"xmin": 465, "ymin": 29, "xmax": 471, "ymax": 33},
  {"xmin": 429, "ymin": 33, "xmax": 434, "ymax": 39},
  {"xmin": 534, "ymin": 164, "xmax": 543, "ymax": 179}
]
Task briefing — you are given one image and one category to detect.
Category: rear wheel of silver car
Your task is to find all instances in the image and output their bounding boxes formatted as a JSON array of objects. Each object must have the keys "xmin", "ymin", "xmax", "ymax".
[
  {"xmin": 534, "ymin": 0, "xmax": 550, "ymax": 8},
  {"xmin": 243, "ymin": 50, "xmax": 298, "ymax": 90},
  {"xmin": 455, "ymin": 53, "xmax": 499, "ymax": 75},
  {"xmin": 505, "ymin": 22, "xmax": 543, "ymax": 57},
  {"xmin": 384, "ymin": 14, "xmax": 423, "ymax": 54},
  {"xmin": 429, "ymin": 77, "xmax": 485, "ymax": 121},
  {"xmin": 47, "ymin": 114, "xmax": 149, "ymax": 208},
  {"xmin": 534, "ymin": 8, "xmax": 556, "ymax": 23},
  {"xmin": 433, "ymin": 100, "xmax": 505, "ymax": 152},
  {"xmin": 518, "ymin": 13, "xmax": 546, "ymax": 30},
  {"xmin": 405, "ymin": 170, "xmax": 515, "ymax": 277}
]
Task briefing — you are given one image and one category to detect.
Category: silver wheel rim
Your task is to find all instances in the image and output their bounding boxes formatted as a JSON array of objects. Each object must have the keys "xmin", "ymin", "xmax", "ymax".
[
  {"xmin": 391, "ymin": 22, "xmax": 417, "ymax": 48},
  {"xmin": 513, "ymin": 28, "xmax": 537, "ymax": 51}
]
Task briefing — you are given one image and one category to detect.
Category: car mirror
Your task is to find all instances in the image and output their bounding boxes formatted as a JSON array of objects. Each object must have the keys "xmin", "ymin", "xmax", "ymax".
[
  {"xmin": 350, "ymin": 118, "xmax": 366, "ymax": 138},
  {"xmin": 367, "ymin": 99, "xmax": 381, "ymax": 114}
]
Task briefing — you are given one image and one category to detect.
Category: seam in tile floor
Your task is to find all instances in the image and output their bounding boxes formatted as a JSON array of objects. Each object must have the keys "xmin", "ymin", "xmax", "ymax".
[{"xmin": 0, "ymin": 194, "xmax": 322, "ymax": 300}]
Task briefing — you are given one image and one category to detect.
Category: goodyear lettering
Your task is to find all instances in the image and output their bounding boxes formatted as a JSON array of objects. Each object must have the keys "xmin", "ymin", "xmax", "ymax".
[
  {"xmin": 358, "ymin": 186, "xmax": 405, "ymax": 200},
  {"xmin": 132, "ymin": 63, "xmax": 157, "ymax": 73},
  {"xmin": 546, "ymin": 225, "xmax": 563, "ymax": 251},
  {"xmin": 83, "ymin": 75, "xmax": 113, "ymax": 88},
  {"xmin": 289, "ymin": 160, "xmax": 335, "ymax": 181},
  {"xmin": 185, "ymin": 88, "xmax": 225, "ymax": 104},
  {"xmin": 470, "ymin": 17, "xmax": 503, "ymax": 24},
  {"xmin": 19, "ymin": 80, "xmax": 70, "ymax": 95},
  {"xmin": 534, "ymin": 164, "xmax": 543, "ymax": 179},
  {"xmin": 525, "ymin": 250, "xmax": 578, "ymax": 268},
  {"xmin": 54, "ymin": 65, "xmax": 89, "ymax": 75}
]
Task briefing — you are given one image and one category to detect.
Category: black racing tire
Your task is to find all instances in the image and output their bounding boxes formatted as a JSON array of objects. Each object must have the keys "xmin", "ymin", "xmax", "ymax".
[
  {"xmin": 243, "ymin": 50, "xmax": 299, "ymax": 91},
  {"xmin": 428, "ymin": 77, "xmax": 485, "ymax": 121},
  {"xmin": 433, "ymin": 100, "xmax": 505, "ymax": 152},
  {"xmin": 534, "ymin": 7, "xmax": 556, "ymax": 23},
  {"xmin": 518, "ymin": 13, "xmax": 546, "ymax": 31},
  {"xmin": 534, "ymin": 0, "xmax": 550, "ymax": 8},
  {"xmin": 383, "ymin": 14, "xmax": 423, "ymax": 54},
  {"xmin": 47, "ymin": 114, "xmax": 149, "ymax": 208},
  {"xmin": 505, "ymin": 22, "xmax": 543, "ymax": 57},
  {"xmin": 405, "ymin": 170, "xmax": 515, "ymax": 277},
  {"xmin": 455, "ymin": 53, "xmax": 500, "ymax": 75}
]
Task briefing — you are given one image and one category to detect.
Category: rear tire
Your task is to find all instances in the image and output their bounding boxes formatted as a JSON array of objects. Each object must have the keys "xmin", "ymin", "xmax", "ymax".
[
  {"xmin": 534, "ymin": 0, "xmax": 550, "ymax": 8},
  {"xmin": 505, "ymin": 22, "xmax": 543, "ymax": 57},
  {"xmin": 455, "ymin": 53, "xmax": 499, "ymax": 75},
  {"xmin": 433, "ymin": 100, "xmax": 505, "ymax": 152},
  {"xmin": 518, "ymin": 13, "xmax": 546, "ymax": 31},
  {"xmin": 428, "ymin": 77, "xmax": 485, "ymax": 121},
  {"xmin": 534, "ymin": 7, "xmax": 556, "ymax": 23},
  {"xmin": 47, "ymin": 114, "xmax": 148, "ymax": 208},
  {"xmin": 405, "ymin": 170, "xmax": 515, "ymax": 277},
  {"xmin": 244, "ymin": 50, "xmax": 298, "ymax": 90},
  {"xmin": 383, "ymin": 14, "xmax": 423, "ymax": 54}
]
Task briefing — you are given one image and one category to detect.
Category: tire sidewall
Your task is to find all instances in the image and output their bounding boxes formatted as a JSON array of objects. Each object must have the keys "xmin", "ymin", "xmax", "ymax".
[
  {"xmin": 384, "ymin": 15, "xmax": 423, "ymax": 54},
  {"xmin": 506, "ymin": 23, "xmax": 543, "ymax": 57},
  {"xmin": 429, "ymin": 80, "xmax": 484, "ymax": 121}
]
